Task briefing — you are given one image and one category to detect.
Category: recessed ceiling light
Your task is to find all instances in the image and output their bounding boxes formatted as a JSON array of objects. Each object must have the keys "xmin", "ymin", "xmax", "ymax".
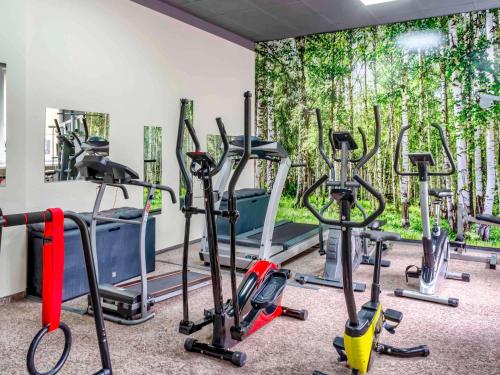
[{"xmin": 360, "ymin": 0, "xmax": 399, "ymax": 5}]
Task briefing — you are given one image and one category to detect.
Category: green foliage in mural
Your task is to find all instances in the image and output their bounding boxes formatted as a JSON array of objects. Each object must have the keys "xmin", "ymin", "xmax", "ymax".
[
  {"xmin": 144, "ymin": 126, "xmax": 163, "ymax": 212},
  {"xmin": 256, "ymin": 9, "xmax": 500, "ymax": 245}
]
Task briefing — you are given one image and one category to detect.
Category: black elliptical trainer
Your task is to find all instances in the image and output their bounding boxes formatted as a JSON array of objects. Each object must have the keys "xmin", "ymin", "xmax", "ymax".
[{"xmin": 177, "ymin": 92, "xmax": 307, "ymax": 367}]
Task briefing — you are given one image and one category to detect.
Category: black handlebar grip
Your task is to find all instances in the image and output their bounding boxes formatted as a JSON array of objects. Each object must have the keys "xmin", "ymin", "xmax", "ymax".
[
  {"xmin": 316, "ymin": 109, "xmax": 334, "ymax": 169},
  {"xmin": 156, "ymin": 185, "xmax": 177, "ymax": 204},
  {"xmin": 81, "ymin": 118, "xmax": 90, "ymax": 142},
  {"xmin": 302, "ymin": 175, "xmax": 342, "ymax": 227},
  {"xmin": 1, "ymin": 211, "xmax": 50, "ymax": 227},
  {"xmin": 351, "ymin": 174, "xmax": 385, "ymax": 228},
  {"xmin": 54, "ymin": 119, "xmax": 62, "ymax": 135},
  {"xmin": 210, "ymin": 118, "xmax": 230, "ymax": 177},
  {"xmin": 356, "ymin": 105, "xmax": 381, "ymax": 170},
  {"xmin": 176, "ymin": 99, "xmax": 193, "ymax": 201},
  {"xmin": 228, "ymin": 92, "xmax": 252, "ymax": 197},
  {"xmin": 393, "ymin": 125, "xmax": 417, "ymax": 177},
  {"xmin": 428, "ymin": 123, "xmax": 456, "ymax": 176},
  {"xmin": 184, "ymin": 119, "xmax": 201, "ymax": 152},
  {"xmin": 350, "ymin": 127, "xmax": 367, "ymax": 163}
]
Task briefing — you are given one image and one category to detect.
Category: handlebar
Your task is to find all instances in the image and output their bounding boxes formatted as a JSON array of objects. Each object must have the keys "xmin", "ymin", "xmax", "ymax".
[
  {"xmin": 210, "ymin": 118, "xmax": 230, "ymax": 176},
  {"xmin": 54, "ymin": 119, "xmax": 62, "ymax": 135},
  {"xmin": 315, "ymin": 109, "xmax": 334, "ymax": 170},
  {"xmin": 303, "ymin": 174, "xmax": 385, "ymax": 228},
  {"xmin": 81, "ymin": 118, "xmax": 90, "ymax": 142},
  {"xmin": 394, "ymin": 123, "xmax": 456, "ymax": 176},
  {"xmin": 183, "ymin": 119, "xmax": 201, "ymax": 152},
  {"xmin": 356, "ymin": 105, "xmax": 381, "ymax": 170},
  {"xmin": 0, "ymin": 210, "xmax": 51, "ymax": 227},
  {"xmin": 227, "ymin": 91, "xmax": 252, "ymax": 199},
  {"xmin": 107, "ymin": 183, "xmax": 130, "ymax": 200},
  {"xmin": 176, "ymin": 99, "xmax": 193, "ymax": 205},
  {"xmin": 129, "ymin": 180, "xmax": 176, "ymax": 203}
]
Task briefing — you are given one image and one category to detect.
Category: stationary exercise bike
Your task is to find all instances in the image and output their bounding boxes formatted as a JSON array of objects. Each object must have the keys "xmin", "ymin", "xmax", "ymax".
[
  {"xmin": 177, "ymin": 91, "xmax": 307, "ymax": 367},
  {"xmin": 296, "ymin": 107, "xmax": 390, "ymax": 292},
  {"xmin": 304, "ymin": 107, "xmax": 429, "ymax": 374},
  {"xmin": 394, "ymin": 123, "xmax": 470, "ymax": 307}
]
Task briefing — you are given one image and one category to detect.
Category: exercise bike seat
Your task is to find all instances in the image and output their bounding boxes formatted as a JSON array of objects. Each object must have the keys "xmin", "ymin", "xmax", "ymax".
[
  {"xmin": 360, "ymin": 231, "xmax": 401, "ymax": 243},
  {"xmin": 368, "ymin": 219, "xmax": 386, "ymax": 230},
  {"xmin": 251, "ymin": 271, "xmax": 287, "ymax": 310},
  {"xmin": 476, "ymin": 214, "xmax": 500, "ymax": 226},
  {"xmin": 429, "ymin": 189, "xmax": 453, "ymax": 198}
]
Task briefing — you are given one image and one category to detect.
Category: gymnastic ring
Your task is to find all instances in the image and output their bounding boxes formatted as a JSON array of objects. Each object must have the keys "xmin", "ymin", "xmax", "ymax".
[{"xmin": 26, "ymin": 322, "xmax": 72, "ymax": 375}]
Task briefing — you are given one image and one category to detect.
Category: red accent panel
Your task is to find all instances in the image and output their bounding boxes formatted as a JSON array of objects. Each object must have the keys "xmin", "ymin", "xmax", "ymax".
[
  {"xmin": 42, "ymin": 208, "xmax": 65, "ymax": 332},
  {"xmin": 244, "ymin": 260, "xmax": 284, "ymax": 337},
  {"xmin": 245, "ymin": 260, "xmax": 277, "ymax": 283}
]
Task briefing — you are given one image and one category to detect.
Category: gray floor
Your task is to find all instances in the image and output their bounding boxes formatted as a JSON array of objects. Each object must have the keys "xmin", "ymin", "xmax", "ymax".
[{"xmin": 0, "ymin": 241, "xmax": 499, "ymax": 374}]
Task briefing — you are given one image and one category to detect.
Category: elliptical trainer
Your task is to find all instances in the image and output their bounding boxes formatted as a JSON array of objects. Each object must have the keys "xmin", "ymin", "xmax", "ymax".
[{"xmin": 177, "ymin": 91, "xmax": 307, "ymax": 367}]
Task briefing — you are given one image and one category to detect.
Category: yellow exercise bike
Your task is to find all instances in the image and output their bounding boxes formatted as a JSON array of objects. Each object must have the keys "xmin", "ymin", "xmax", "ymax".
[{"xmin": 303, "ymin": 106, "xmax": 429, "ymax": 375}]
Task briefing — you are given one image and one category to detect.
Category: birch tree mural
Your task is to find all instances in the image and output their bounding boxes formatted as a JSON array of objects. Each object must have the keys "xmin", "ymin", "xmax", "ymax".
[{"xmin": 255, "ymin": 8, "xmax": 500, "ymax": 247}]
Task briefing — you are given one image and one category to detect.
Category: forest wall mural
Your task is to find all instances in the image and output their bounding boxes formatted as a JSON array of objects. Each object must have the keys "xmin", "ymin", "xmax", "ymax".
[{"xmin": 255, "ymin": 9, "xmax": 499, "ymax": 247}]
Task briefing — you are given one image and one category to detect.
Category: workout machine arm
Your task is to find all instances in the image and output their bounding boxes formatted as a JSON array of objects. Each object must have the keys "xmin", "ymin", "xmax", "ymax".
[
  {"xmin": 394, "ymin": 123, "xmax": 455, "ymax": 177},
  {"xmin": 428, "ymin": 123, "xmax": 456, "ymax": 176},
  {"xmin": 210, "ymin": 118, "xmax": 230, "ymax": 177},
  {"xmin": 228, "ymin": 91, "xmax": 252, "ymax": 330},
  {"xmin": 355, "ymin": 105, "xmax": 380, "ymax": 170},
  {"xmin": 315, "ymin": 109, "xmax": 334, "ymax": 170}
]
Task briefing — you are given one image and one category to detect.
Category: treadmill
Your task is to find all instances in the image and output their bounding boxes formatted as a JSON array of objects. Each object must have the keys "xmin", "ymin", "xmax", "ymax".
[
  {"xmin": 77, "ymin": 155, "xmax": 211, "ymax": 325},
  {"xmin": 199, "ymin": 137, "xmax": 325, "ymax": 269}
]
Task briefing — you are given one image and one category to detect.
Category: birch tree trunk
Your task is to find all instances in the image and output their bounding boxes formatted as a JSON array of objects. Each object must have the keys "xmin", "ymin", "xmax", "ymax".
[
  {"xmin": 400, "ymin": 49, "xmax": 410, "ymax": 227},
  {"xmin": 479, "ymin": 10, "xmax": 497, "ymax": 240},
  {"xmin": 449, "ymin": 15, "xmax": 470, "ymax": 216}
]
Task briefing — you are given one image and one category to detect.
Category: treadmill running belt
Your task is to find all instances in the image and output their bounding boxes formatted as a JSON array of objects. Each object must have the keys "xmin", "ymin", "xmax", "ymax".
[
  {"xmin": 247, "ymin": 222, "xmax": 318, "ymax": 245},
  {"xmin": 119, "ymin": 270, "xmax": 211, "ymax": 298}
]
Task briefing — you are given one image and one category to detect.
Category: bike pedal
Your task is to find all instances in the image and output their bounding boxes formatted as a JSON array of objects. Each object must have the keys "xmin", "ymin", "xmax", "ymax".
[{"xmin": 333, "ymin": 336, "xmax": 347, "ymax": 362}]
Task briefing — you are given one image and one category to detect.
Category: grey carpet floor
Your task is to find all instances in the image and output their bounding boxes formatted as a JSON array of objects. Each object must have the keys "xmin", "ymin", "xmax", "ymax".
[{"xmin": 0, "ymin": 241, "xmax": 499, "ymax": 374}]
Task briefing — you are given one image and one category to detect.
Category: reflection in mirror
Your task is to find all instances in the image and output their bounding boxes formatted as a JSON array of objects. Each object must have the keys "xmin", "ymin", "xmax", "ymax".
[
  {"xmin": 0, "ymin": 63, "xmax": 6, "ymax": 186},
  {"xmin": 179, "ymin": 100, "xmax": 194, "ymax": 208},
  {"xmin": 44, "ymin": 108, "xmax": 109, "ymax": 182},
  {"xmin": 144, "ymin": 126, "xmax": 163, "ymax": 213}
]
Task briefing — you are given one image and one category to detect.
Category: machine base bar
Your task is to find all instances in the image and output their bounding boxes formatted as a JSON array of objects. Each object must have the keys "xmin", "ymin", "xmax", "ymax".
[
  {"xmin": 184, "ymin": 338, "xmax": 246, "ymax": 367},
  {"xmin": 451, "ymin": 252, "xmax": 497, "ymax": 269},
  {"xmin": 361, "ymin": 255, "xmax": 391, "ymax": 267},
  {"xmin": 295, "ymin": 273, "xmax": 366, "ymax": 292},
  {"xmin": 445, "ymin": 271, "xmax": 471, "ymax": 282},
  {"xmin": 394, "ymin": 288, "xmax": 458, "ymax": 307}
]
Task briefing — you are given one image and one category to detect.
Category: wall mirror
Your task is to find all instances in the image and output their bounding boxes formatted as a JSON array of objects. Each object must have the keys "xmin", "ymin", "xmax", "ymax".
[
  {"xmin": 179, "ymin": 100, "xmax": 194, "ymax": 208},
  {"xmin": 144, "ymin": 126, "xmax": 163, "ymax": 213},
  {"xmin": 0, "ymin": 63, "xmax": 6, "ymax": 186},
  {"xmin": 44, "ymin": 108, "xmax": 109, "ymax": 182}
]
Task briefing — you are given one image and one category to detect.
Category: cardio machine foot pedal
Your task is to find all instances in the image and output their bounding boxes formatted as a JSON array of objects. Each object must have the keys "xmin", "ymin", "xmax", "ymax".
[
  {"xmin": 383, "ymin": 309, "xmax": 402, "ymax": 334},
  {"xmin": 361, "ymin": 255, "xmax": 391, "ymax": 267},
  {"xmin": 333, "ymin": 336, "xmax": 347, "ymax": 363},
  {"xmin": 404, "ymin": 265, "xmax": 421, "ymax": 282},
  {"xmin": 377, "ymin": 343, "xmax": 430, "ymax": 358}
]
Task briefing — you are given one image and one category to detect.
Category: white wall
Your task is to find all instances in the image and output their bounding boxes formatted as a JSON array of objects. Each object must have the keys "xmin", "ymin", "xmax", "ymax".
[{"xmin": 0, "ymin": 0, "xmax": 255, "ymax": 298}]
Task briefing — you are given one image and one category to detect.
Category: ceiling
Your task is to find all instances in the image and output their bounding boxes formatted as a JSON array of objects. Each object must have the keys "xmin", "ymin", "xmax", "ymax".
[{"xmin": 136, "ymin": 0, "xmax": 499, "ymax": 47}]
